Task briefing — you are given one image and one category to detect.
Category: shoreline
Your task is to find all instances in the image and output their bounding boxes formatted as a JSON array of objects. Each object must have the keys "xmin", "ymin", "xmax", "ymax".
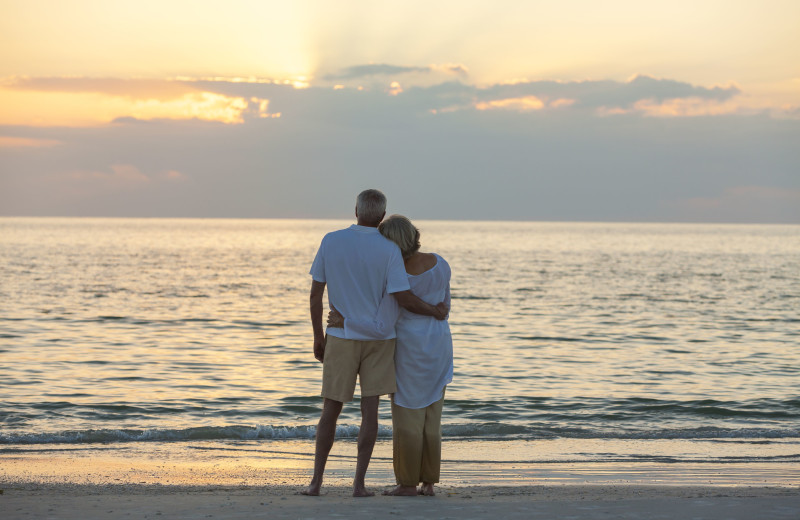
[
  {"xmin": 3, "ymin": 438, "xmax": 799, "ymax": 488},
  {"xmin": 3, "ymin": 441, "xmax": 798, "ymax": 519},
  {"xmin": 4, "ymin": 480, "xmax": 798, "ymax": 496}
]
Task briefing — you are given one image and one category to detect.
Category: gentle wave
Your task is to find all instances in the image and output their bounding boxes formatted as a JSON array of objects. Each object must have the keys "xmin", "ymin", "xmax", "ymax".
[
  {"xmin": 2, "ymin": 424, "xmax": 798, "ymax": 445},
  {"xmin": 2, "ymin": 397, "xmax": 797, "ymax": 439}
]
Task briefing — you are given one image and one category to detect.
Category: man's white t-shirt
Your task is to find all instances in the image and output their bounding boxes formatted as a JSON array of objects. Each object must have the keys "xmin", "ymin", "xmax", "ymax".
[{"xmin": 309, "ymin": 224, "xmax": 410, "ymax": 340}]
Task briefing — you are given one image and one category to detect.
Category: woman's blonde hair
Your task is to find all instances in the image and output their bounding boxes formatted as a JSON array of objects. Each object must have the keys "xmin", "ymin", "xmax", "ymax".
[{"xmin": 379, "ymin": 214, "xmax": 420, "ymax": 259}]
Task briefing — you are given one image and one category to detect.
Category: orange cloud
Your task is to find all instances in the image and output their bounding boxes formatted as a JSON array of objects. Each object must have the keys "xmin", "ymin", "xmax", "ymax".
[
  {"xmin": 0, "ymin": 88, "xmax": 252, "ymax": 126},
  {"xmin": 474, "ymin": 96, "xmax": 575, "ymax": 112},
  {"xmin": 249, "ymin": 97, "xmax": 281, "ymax": 118},
  {"xmin": 549, "ymin": 98, "xmax": 576, "ymax": 108},
  {"xmin": 476, "ymin": 96, "xmax": 545, "ymax": 111},
  {"xmin": 633, "ymin": 97, "xmax": 745, "ymax": 117},
  {"xmin": 125, "ymin": 92, "xmax": 249, "ymax": 123},
  {"xmin": 0, "ymin": 76, "xmax": 290, "ymax": 126},
  {"xmin": 388, "ymin": 81, "xmax": 403, "ymax": 96}
]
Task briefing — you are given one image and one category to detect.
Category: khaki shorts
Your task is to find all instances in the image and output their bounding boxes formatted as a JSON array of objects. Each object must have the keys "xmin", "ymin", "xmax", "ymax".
[{"xmin": 321, "ymin": 335, "xmax": 396, "ymax": 403}]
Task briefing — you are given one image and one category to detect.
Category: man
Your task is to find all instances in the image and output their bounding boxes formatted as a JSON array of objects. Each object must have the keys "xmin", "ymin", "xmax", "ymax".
[{"xmin": 303, "ymin": 189, "xmax": 447, "ymax": 497}]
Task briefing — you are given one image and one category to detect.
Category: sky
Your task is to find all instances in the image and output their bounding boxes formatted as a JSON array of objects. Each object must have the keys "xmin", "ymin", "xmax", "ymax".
[{"xmin": 1, "ymin": 0, "xmax": 798, "ymax": 222}]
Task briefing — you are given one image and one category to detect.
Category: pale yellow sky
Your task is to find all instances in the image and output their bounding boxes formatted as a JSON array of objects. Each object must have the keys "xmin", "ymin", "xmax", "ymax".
[{"xmin": 1, "ymin": 0, "xmax": 799, "ymax": 126}]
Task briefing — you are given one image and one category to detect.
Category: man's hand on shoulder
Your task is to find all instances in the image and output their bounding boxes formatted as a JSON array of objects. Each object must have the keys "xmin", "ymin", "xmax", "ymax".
[{"xmin": 434, "ymin": 302, "xmax": 449, "ymax": 320}]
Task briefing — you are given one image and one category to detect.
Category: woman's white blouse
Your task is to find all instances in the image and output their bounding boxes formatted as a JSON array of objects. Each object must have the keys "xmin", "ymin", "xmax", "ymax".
[{"xmin": 343, "ymin": 253, "xmax": 453, "ymax": 409}]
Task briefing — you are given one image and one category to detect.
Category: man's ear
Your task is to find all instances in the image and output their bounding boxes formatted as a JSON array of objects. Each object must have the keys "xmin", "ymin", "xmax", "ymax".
[
  {"xmin": 380, "ymin": 211, "xmax": 386, "ymax": 222},
  {"xmin": 355, "ymin": 205, "xmax": 359, "ymax": 219}
]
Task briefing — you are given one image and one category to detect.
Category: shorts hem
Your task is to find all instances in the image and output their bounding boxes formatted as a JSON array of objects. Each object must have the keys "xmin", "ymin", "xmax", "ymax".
[
  {"xmin": 320, "ymin": 391, "xmax": 354, "ymax": 403},
  {"xmin": 360, "ymin": 385, "xmax": 397, "ymax": 398}
]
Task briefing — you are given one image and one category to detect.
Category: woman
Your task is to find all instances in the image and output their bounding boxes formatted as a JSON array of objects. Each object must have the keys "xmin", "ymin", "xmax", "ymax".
[{"xmin": 328, "ymin": 215, "xmax": 453, "ymax": 496}]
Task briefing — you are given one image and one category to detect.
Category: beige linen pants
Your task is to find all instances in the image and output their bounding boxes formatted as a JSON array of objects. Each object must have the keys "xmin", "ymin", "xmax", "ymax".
[{"xmin": 391, "ymin": 389, "xmax": 445, "ymax": 486}]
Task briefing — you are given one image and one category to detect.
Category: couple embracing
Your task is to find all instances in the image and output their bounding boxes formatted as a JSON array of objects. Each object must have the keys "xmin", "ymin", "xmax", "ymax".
[{"xmin": 303, "ymin": 189, "xmax": 453, "ymax": 497}]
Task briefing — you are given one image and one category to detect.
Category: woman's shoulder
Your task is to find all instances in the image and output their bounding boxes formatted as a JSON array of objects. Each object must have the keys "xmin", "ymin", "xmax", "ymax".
[
  {"xmin": 427, "ymin": 253, "xmax": 451, "ymax": 278},
  {"xmin": 430, "ymin": 252, "xmax": 450, "ymax": 269},
  {"xmin": 406, "ymin": 252, "xmax": 438, "ymax": 276}
]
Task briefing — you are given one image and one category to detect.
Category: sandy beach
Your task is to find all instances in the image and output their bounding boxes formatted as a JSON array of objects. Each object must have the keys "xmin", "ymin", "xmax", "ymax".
[
  {"xmin": 2, "ymin": 441, "xmax": 798, "ymax": 519},
  {"xmin": 2, "ymin": 483, "xmax": 798, "ymax": 520}
]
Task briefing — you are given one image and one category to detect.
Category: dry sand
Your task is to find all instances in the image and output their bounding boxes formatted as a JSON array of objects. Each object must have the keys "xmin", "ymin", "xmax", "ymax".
[{"xmin": 1, "ymin": 483, "xmax": 798, "ymax": 520}]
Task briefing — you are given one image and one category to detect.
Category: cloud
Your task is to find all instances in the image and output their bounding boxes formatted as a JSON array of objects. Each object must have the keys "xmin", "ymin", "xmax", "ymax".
[
  {"xmin": 124, "ymin": 92, "xmax": 251, "ymax": 123},
  {"xmin": 476, "ymin": 96, "xmax": 546, "ymax": 111},
  {"xmin": 632, "ymin": 97, "xmax": 746, "ymax": 117},
  {"xmin": 431, "ymin": 64, "xmax": 469, "ymax": 76},
  {"xmin": 1, "ymin": 71, "xmax": 796, "ymax": 222},
  {"xmin": 0, "ymin": 72, "xmax": 751, "ymax": 128},
  {"xmin": 321, "ymin": 63, "xmax": 469, "ymax": 84},
  {"xmin": 0, "ymin": 77, "xmax": 264, "ymax": 125},
  {"xmin": 2, "ymin": 93, "xmax": 797, "ymax": 222},
  {"xmin": 473, "ymin": 75, "xmax": 741, "ymax": 113},
  {"xmin": 185, "ymin": 73, "xmax": 745, "ymax": 122},
  {"xmin": 323, "ymin": 64, "xmax": 431, "ymax": 80}
]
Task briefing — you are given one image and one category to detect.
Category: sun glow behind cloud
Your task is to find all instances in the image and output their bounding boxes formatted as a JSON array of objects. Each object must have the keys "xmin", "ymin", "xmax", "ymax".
[
  {"xmin": 1, "ymin": 71, "xmax": 794, "ymax": 128},
  {"xmin": 0, "ymin": 89, "xmax": 253, "ymax": 126},
  {"xmin": 0, "ymin": 77, "xmax": 291, "ymax": 125},
  {"xmin": 475, "ymin": 96, "xmax": 545, "ymax": 111},
  {"xmin": 2, "ymin": 0, "xmax": 798, "ymax": 126}
]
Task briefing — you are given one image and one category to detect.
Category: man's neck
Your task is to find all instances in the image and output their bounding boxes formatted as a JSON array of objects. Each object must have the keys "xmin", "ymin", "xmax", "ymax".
[{"xmin": 356, "ymin": 219, "xmax": 380, "ymax": 228}]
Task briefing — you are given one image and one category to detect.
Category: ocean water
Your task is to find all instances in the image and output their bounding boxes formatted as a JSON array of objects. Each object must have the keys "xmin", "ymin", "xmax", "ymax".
[{"xmin": 1, "ymin": 217, "xmax": 799, "ymax": 470}]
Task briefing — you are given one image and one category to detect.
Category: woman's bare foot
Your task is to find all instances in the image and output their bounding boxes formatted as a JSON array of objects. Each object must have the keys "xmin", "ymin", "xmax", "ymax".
[
  {"xmin": 418, "ymin": 483, "xmax": 435, "ymax": 496},
  {"xmin": 353, "ymin": 483, "xmax": 375, "ymax": 497},
  {"xmin": 382, "ymin": 485, "xmax": 418, "ymax": 496}
]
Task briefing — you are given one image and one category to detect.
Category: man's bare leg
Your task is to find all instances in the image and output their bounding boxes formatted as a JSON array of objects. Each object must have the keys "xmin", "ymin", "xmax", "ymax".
[
  {"xmin": 353, "ymin": 395, "xmax": 379, "ymax": 497},
  {"xmin": 418, "ymin": 482, "xmax": 435, "ymax": 496},
  {"xmin": 302, "ymin": 398, "xmax": 343, "ymax": 496}
]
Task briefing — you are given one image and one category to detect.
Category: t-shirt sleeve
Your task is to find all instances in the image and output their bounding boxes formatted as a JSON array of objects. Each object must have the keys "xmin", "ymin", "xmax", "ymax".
[
  {"xmin": 309, "ymin": 237, "xmax": 326, "ymax": 282},
  {"xmin": 385, "ymin": 246, "xmax": 410, "ymax": 294}
]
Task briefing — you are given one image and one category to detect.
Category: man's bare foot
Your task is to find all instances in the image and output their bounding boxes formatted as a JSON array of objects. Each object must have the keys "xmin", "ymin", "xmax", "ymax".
[
  {"xmin": 383, "ymin": 485, "xmax": 418, "ymax": 496},
  {"xmin": 301, "ymin": 482, "xmax": 321, "ymax": 496},
  {"xmin": 418, "ymin": 483, "xmax": 435, "ymax": 496},
  {"xmin": 353, "ymin": 483, "xmax": 375, "ymax": 497}
]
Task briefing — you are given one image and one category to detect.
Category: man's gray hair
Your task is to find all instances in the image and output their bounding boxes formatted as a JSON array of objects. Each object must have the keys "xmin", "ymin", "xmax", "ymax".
[
  {"xmin": 379, "ymin": 215, "xmax": 420, "ymax": 259},
  {"xmin": 356, "ymin": 189, "xmax": 387, "ymax": 224}
]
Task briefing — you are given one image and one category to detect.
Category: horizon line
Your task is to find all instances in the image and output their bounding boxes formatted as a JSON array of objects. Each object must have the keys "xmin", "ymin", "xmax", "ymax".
[{"xmin": 1, "ymin": 215, "xmax": 798, "ymax": 226}]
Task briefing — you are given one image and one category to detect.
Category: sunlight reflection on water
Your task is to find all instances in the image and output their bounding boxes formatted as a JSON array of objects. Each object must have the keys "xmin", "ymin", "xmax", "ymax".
[{"xmin": 1, "ymin": 218, "xmax": 798, "ymax": 442}]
